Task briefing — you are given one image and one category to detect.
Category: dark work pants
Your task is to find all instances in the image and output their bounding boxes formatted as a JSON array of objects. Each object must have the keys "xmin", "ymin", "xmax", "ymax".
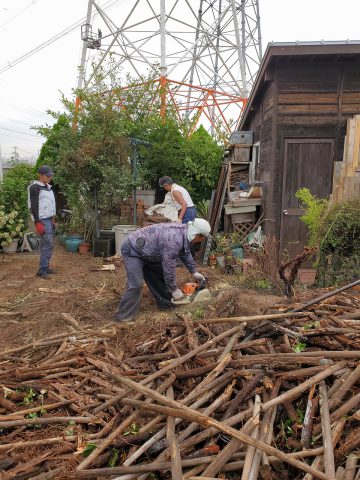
[
  {"xmin": 115, "ymin": 240, "xmax": 173, "ymax": 321},
  {"xmin": 38, "ymin": 218, "xmax": 54, "ymax": 275},
  {"xmin": 181, "ymin": 206, "xmax": 196, "ymax": 223}
]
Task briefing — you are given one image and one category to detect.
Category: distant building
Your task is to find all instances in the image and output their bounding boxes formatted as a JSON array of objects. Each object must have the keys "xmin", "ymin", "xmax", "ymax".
[{"xmin": 0, "ymin": 158, "xmax": 36, "ymax": 180}]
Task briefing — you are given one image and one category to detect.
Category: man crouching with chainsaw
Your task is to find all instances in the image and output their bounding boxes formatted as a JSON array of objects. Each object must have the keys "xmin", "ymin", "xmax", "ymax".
[{"xmin": 114, "ymin": 218, "xmax": 211, "ymax": 322}]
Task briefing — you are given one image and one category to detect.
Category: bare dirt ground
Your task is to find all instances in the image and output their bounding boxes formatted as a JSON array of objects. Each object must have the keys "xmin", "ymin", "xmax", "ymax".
[{"xmin": 0, "ymin": 242, "xmax": 287, "ymax": 353}]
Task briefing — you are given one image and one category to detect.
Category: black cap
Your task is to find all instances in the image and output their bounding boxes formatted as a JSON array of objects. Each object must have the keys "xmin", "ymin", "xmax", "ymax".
[
  {"xmin": 38, "ymin": 165, "xmax": 54, "ymax": 177},
  {"xmin": 159, "ymin": 176, "xmax": 174, "ymax": 187}
]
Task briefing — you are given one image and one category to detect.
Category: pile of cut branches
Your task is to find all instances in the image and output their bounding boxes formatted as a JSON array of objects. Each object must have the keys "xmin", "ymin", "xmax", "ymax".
[{"xmin": 1, "ymin": 286, "xmax": 360, "ymax": 480}]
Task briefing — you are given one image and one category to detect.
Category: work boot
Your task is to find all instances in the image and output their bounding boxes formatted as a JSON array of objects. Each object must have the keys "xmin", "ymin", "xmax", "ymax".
[
  {"xmin": 36, "ymin": 272, "xmax": 51, "ymax": 280},
  {"xmin": 113, "ymin": 314, "xmax": 134, "ymax": 323},
  {"xmin": 47, "ymin": 268, "xmax": 58, "ymax": 274}
]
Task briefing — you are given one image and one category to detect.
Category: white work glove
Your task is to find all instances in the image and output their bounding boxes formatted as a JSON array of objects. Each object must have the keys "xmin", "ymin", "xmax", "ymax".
[
  {"xmin": 193, "ymin": 272, "xmax": 205, "ymax": 282},
  {"xmin": 172, "ymin": 288, "xmax": 184, "ymax": 300},
  {"xmin": 176, "ymin": 218, "xmax": 182, "ymax": 224}
]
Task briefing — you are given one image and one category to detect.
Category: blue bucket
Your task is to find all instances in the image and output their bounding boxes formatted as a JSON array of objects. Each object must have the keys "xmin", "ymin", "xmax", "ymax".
[
  {"xmin": 231, "ymin": 246, "xmax": 243, "ymax": 259},
  {"xmin": 65, "ymin": 237, "xmax": 82, "ymax": 253}
]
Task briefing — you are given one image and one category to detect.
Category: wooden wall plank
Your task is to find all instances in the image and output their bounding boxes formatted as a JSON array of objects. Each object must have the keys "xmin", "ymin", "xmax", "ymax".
[
  {"xmin": 332, "ymin": 161, "xmax": 342, "ymax": 193},
  {"xmin": 278, "ymin": 104, "xmax": 338, "ymax": 115},
  {"xmin": 278, "ymin": 93, "xmax": 338, "ymax": 104},
  {"xmin": 279, "ymin": 116, "xmax": 338, "ymax": 126},
  {"xmin": 342, "ymin": 92, "xmax": 360, "ymax": 104}
]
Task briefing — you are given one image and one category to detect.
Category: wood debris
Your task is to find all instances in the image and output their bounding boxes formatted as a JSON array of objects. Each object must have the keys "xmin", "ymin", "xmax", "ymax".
[{"xmin": 0, "ymin": 288, "xmax": 360, "ymax": 479}]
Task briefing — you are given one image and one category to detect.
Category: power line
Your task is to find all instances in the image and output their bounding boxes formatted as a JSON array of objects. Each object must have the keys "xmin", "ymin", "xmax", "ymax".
[
  {"xmin": 0, "ymin": 131, "xmax": 41, "ymax": 142},
  {"xmin": 18, "ymin": 146, "xmax": 37, "ymax": 155},
  {"xmin": 0, "ymin": 117, "xmax": 35, "ymax": 128},
  {"xmin": 0, "ymin": 0, "xmax": 121, "ymax": 75},
  {"xmin": 0, "ymin": 126, "xmax": 39, "ymax": 137},
  {"xmin": 0, "ymin": 101, "xmax": 49, "ymax": 119},
  {"xmin": 0, "ymin": 0, "xmax": 40, "ymax": 30}
]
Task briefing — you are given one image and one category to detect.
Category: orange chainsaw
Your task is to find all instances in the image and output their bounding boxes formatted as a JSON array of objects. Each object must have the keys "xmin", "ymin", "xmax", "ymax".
[{"xmin": 172, "ymin": 278, "xmax": 211, "ymax": 305}]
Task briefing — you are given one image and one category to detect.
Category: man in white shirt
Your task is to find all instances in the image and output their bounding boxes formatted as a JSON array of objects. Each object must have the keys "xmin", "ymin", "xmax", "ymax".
[{"xmin": 159, "ymin": 176, "xmax": 196, "ymax": 224}]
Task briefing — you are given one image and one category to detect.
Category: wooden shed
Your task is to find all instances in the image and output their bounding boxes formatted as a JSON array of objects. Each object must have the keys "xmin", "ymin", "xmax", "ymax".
[{"xmin": 237, "ymin": 41, "xmax": 360, "ymax": 256}]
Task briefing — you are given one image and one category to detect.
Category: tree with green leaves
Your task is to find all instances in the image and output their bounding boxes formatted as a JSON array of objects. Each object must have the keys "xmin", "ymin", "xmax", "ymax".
[
  {"xmin": 35, "ymin": 69, "xmax": 133, "ymax": 233},
  {"xmin": 35, "ymin": 61, "xmax": 224, "ymax": 231},
  {"xmin": 0, "ymin": 163, "xmax": 35, "ymax": 223}
]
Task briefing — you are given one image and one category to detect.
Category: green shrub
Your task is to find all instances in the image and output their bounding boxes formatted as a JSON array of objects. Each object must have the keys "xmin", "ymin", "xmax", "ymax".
[
  {"xmin": 0, "ymin": 163, "xmax": 35, "ymax": 223},
  {"xmin": 296, "ymin": 188, "xmax": 360, "ymax": 286},
  {"xmin": 295, "ymin": 188, "xmax": 328, "ymax": 246}
]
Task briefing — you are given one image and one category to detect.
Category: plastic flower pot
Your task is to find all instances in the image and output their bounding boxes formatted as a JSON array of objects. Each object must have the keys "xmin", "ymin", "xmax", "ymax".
[
  {"xmin": 57, "ymin": 234, "xmax": 66, "ymax": 245},
  {"xmin": 209, "ymin": 255, "xmax": 217, "ymax": 267},
  {"xmin": 232, "ymin": 264, "xmax": 242, "ymax": 274},
  {"xmin": 67, "ymin": 233, "xmax": 83, "ymax": 239},
  {"xmin": 78, "ymin": 242, "xmax": 91, "ymax": 254},
  {"xmin": 216, "ymin": 255, "xmax": 225, "ymax": 268},
  {"xmin": 2, "ymin": 238, "xmax": 19, "ymax": 254},
  {"xmin": 65, "ymin": 237, "xmax": 82, "ymax": 253}
]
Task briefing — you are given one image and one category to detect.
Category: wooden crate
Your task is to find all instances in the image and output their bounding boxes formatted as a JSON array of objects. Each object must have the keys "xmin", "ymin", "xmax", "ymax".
[
  {"xmin": 232, "ymin": 146, "xmax": 251, "ymax": 163},
  {"xmin": 225, "ymin": 204, "xmax": 257, "ymax": 215},
  {"xmin": 230, "ymin": 212, "xmax": 255, "ymax": 224}
]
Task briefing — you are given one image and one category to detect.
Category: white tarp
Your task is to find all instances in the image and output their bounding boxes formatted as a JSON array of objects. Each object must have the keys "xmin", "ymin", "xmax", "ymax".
[{"xmin": 145, "ymin": 192, "xmax": 178, "ymax": 222}]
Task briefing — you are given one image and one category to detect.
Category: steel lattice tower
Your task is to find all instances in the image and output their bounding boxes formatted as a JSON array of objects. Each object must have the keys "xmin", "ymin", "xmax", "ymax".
[{"xmin": 77, "ymin": 0, "xmax": 262, "ymax": 134}]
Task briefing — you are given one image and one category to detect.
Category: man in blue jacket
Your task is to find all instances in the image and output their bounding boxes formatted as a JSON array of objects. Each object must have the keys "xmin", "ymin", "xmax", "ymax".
[
  {"xmin": 114, "ymin": 218, "xmax": 211, "ymax": 322},
  {"xmin": 28, "ymin": 165, "xmax": 57, "ymax": 279}
]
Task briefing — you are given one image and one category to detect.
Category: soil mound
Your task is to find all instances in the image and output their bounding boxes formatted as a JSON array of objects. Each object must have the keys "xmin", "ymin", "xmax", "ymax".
[{"xmin": 210, "ymin": 288, "xmax": 284, "ymax": 317}]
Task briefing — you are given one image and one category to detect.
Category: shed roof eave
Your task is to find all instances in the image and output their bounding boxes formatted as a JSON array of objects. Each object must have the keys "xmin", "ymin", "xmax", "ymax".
[{"xmin": 238, "ymin": 40, "xmax": 360, "ymax": 131}]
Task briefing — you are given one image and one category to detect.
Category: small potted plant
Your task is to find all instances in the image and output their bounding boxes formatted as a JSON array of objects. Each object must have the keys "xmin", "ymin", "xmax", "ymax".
[
  {"xmin": 78, "ymin": 213, "xmax": 96, "ymax": 254},
  {"xmin": 214, "ymin": 233, "xmax": 230, "ymax": 268},
  {"xmin": 231, "ymin": 257, "xmax": 243, "ymax": 275},
  {"xmin": 208, "ymin": 251, "xmax": 217, "ymax": 267},
  {"xmin": 0, "ymin": 208, "xmax": 25, "ymax": 254}
]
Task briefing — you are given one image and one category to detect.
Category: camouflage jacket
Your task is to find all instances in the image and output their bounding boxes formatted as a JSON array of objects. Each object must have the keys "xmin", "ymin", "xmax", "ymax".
[{"xmin": 126, "ymin": 223, "xmax": 197, "ymax": 291}]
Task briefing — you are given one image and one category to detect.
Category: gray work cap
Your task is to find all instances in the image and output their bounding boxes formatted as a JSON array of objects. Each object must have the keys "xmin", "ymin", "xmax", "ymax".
[{"xmin": 38, "ymin": 165, "xmax": 54, "ymax": 177}]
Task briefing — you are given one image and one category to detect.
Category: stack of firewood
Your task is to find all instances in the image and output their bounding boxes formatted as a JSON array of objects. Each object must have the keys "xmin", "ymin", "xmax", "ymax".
[{"xmin": 0, "ymin": 288, "xmax": 360, "ymax": 480}]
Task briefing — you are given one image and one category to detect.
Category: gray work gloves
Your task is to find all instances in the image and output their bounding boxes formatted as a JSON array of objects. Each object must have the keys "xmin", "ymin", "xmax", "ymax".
[
  {"xmin": 172, "ymin": 288, "xmax": 184, "ymax": 300},
  {"xmin": 193, "ymin": 272, "xmax": 205, "ymax": 282}
]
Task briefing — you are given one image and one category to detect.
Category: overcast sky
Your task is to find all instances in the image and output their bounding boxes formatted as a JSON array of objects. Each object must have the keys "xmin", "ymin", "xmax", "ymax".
[{"xmin": 0, "ymin": 0, "xmax": 359, "ymax": 159}]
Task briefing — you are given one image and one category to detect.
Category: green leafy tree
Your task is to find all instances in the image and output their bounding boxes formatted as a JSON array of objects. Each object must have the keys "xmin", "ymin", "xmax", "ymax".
[
  {"xmin": 34, "ymin": 60, "xmax": 224, "ymax": 227},
  {"xmin": 35, "ymin": 114, "xmax": 70, "ymax": 171},
  {"xmin": 141, "ymin": 123, "xmax": 224, "ymax": 203},
  {"xmin": 182, "ymin": 125, "xmax": 223, "ymax": 202},
  {"xmin": 35, "ymin": 69, "xmax": 132, "ymax": 231},
  {"xmin": 0, "ymin": 163, "xmax": 35, "ymax": 223}
]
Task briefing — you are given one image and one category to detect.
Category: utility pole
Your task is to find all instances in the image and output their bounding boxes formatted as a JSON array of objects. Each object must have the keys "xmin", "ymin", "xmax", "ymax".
[
  {"xmin": 130, "ymin": 138, "xmax": 151, "ymax": 225},
  {"xmin": 11, "ymin": 146, "xmax": 20, "ymax": 164}
]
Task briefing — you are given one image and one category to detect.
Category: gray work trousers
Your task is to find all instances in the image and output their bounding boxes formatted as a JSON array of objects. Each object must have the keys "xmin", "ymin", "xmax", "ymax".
[
  {"xmin": 38, "ymin": 218, "xmax": 55, "ymax": 275},
  {"xmin": 115, "ymin": 240, "xmax": 173, "ymax": 321}
]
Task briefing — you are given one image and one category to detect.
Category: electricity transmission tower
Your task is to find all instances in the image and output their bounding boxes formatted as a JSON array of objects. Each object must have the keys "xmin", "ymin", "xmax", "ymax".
[{"xmin": 77, "ymin": 0, "xmax": 262, "ymax": 134}]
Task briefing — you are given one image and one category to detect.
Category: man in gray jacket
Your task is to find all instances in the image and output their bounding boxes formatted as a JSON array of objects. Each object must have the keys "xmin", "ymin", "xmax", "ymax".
[
  {"xmin": 115, "ymin": 218, "xmax": 210, "ymax": 322},
  {"xmin": 28, "ymin": 165, "xmax": 56, "ymax": 279}
]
